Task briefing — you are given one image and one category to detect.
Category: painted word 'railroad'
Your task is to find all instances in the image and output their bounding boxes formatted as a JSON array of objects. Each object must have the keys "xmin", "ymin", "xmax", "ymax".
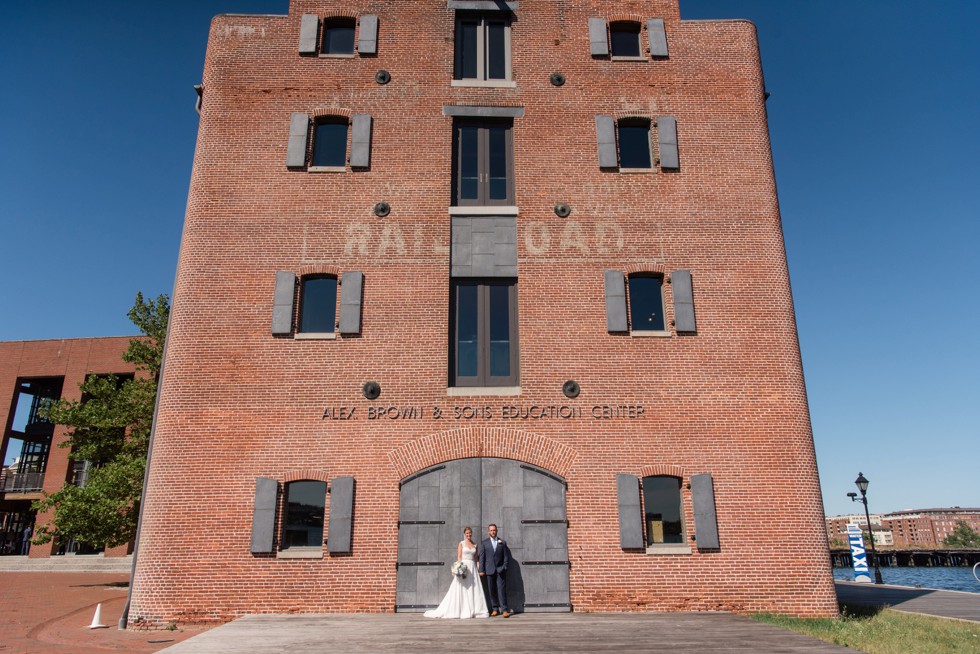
[{"xmin": 321, "ymin": 404, "xmax": 645, "ymax": 421}]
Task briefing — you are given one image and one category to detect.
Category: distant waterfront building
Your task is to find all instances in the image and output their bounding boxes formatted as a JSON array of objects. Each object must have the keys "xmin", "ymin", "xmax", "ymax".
[
  {"xmin": 883, "ymin": 508, "xmax": 980, "ymax": 548},
  {"xmin": 825, "ymin": 514, "xmax": 893, "ymax": 547}
]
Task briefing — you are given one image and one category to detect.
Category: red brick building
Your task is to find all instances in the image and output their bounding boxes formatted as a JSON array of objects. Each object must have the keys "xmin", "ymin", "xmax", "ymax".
[
  {"xmin": 128, "ymin": 0, "xmax": 837, "ymax": 624},
  {"xmin": 884, "ymin": 509, "xmax": 980, "ymax": 548},
  {"xmin": 0, "ymin": 337, "xmax": 136, "ymax": 557}
]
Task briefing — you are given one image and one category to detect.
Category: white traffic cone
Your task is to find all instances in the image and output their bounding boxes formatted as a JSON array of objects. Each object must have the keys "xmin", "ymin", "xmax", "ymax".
[{"xmin": 88, "ymin": 603, "xmax": 108, "ymax": 629}]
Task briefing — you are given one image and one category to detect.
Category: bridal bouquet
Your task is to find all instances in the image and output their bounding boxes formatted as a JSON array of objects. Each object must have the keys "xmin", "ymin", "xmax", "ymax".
[{"xmin": 451, "ymin": 561, "xmax": 468, "ymax": 578}]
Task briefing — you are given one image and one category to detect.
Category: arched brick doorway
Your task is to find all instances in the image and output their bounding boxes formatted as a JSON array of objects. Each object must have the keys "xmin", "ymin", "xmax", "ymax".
[{"xmin": 395, "ymin": 458, "xmax": 570, "ymax": 613}]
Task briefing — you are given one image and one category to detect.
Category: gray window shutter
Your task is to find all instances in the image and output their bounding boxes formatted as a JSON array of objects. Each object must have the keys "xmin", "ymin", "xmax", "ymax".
[
  {"xmin": 328, "ymin": 476, "xmax": 355, "ymax": 553},
  {"xmin": 250, "ymin": 477, "xmax": 278, "ymax": 554},
  {"xmin": 272, "ymin": 271, "xmax": 296, "ymax": 335},
  {"xmin": 349, "ymin": 114, "xmax": 372, "ymax": 168},
  {"xmin": 299, "ymin": 14, "xmax": 319, "ymax": 55},
  {"xmin": 671, "ymin": 269, "xmax": 696, "ymax": 333},
  {"xmin": 690, "ymin": 473, "xmax": 719, "ymax": 549},
  {"xmin": 616, "ymin": 474, "xmax": 644, "ymax": 549},
  {"xmin": 358, "ymin": 14, "xmax": 378, "ymax": 55},
  {"xmin": 647, "ymin": 18, "xmax": 668, "ymax": 57},
  {"xmin": 338, "ymin": 271, "xmax": 364, "ymax": 334},
  {"xmin": 657, "ymin": 115, "xmax": 679, "ymax": 170},
  {"xmin": 595, "ymin": 115, "xmax": 617, "ymax": 169},
  {"xmin": 604, "ymin": 270, "xmax": 627, "ymax": 333},
  {"xmin": 286, "ymin": 113, "xmax": 310, "ymax": 168},
  {"xmin": 588, "ymin": 18, "xmax": 609, "ymax": 56}
]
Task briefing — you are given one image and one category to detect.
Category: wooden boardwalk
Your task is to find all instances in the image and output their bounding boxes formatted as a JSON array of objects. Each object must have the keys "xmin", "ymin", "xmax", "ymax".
[
  {"xmin": 836, "ymin": 580, "xmax": 980, "ymax": 622},
  {"xmin": 160, "ymin": 612, "xmax": 852, "ymax": 653}
]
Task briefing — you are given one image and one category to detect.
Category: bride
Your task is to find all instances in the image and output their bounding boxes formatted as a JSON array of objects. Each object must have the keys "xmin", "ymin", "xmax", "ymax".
[{"xmin": 424, "ymin": 527, "xmax": 489, "ymax": 619}]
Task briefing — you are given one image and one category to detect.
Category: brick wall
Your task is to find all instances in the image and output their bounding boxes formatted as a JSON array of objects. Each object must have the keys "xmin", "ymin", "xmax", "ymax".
[
  {"xmin": 0, "ymin": 337, "xmax": 136, "ymax": 556},
  {"xmin": 129, "ymin": 0, "xmax": 837, "ymax": 624}
]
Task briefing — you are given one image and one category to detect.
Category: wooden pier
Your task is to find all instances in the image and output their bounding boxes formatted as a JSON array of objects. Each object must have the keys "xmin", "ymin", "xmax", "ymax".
[{"xmin": 830, "ymin": 548, "xmax": 980, "ymax": 568}]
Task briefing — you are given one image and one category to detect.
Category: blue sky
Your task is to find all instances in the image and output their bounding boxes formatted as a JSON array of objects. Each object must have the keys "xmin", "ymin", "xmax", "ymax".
[{"xmin": 1, "ymin": 2, "xmax": 977, "ymax": 516}]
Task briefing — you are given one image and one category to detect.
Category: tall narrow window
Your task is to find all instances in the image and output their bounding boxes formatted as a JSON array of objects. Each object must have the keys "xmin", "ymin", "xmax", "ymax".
[
  {"xmin": 311, "ymin": 119, "xmax": 348, "ymax": 168},
  {"xmin": 322, "ymin": 17, "xmax": 356, "ymax": 55},
  {"xmin": 299, "ymin": 276, "xmax": 338, "ymax": 334},
  {"xmin": 617, "ymin": 120, "xmax": 652, "ymax": 170},
  {"xmin": 453, "ymin": 121, "xmax": 514, "ymax": 206},
  {"xmin": 282, "ymin": 480, "xmax": 327, "ymax": 549},
  {"xmin": 451, "ymin": 280, "xmax": 518, "ymax": 387},
  {"xmin": 628, "ymin": 274, "xmax": 666, "ymax": 332},
  {"xmin": 609, "ymin": 21, "xmax": 642, "ymax": 58},
  {"xmin": 454, "ymin": 14, "xmax": 511, "ymax": 82},
  {"xmin": 642, "ymin": 476, "xmax": 684, "ymax": 545}
]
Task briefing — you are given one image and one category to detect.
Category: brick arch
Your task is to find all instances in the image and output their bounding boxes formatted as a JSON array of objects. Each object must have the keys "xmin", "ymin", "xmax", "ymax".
[
  {"xmin": 614, "ymin": 110, "xmax": 651, "ymax": 122},
  {"xmin": 311, "ymin": 107, "xmax": 352, "ymax": 121},
  {"xmin": 624, "ymin": 262, "xmax": 666, "ymax": 276},
  {"xmin": 323, "ymin": 10, "xmax": 358, "ymax": 20},
  {"xmin": 298, "ymin": 264, "xmax": 341, "ymax": 277},
  {"xmin": 282, "ymin": 469, "xmax": 330, "ymax": 483},
  {"xmin": 388, "ymin": 427, "xmax": 577, "ymax": 480},
  {"xmin": 637, "ymin": 463, "xmax": 686, "ymax": 479}
]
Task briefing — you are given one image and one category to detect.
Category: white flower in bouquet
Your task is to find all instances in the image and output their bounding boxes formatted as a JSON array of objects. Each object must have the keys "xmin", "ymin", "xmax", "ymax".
[{"xmin": 451, "ymin": 561, "xmax": 467, "ymax": 578}]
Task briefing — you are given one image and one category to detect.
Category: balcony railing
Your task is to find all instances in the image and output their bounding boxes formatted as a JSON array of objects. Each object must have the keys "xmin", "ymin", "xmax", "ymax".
[{"xmin": 0, "ymin": 471, "xmax": 44, "ymax": 493}]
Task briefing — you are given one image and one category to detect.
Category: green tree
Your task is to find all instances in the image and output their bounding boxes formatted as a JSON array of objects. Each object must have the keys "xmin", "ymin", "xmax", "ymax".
[
  {"xmin": 31, "ymin": 293, "xmax": 169, "ymax": 548},
  {"xmin": 944, "ymin": 520, "xmax": 980, "ymax": 548}
]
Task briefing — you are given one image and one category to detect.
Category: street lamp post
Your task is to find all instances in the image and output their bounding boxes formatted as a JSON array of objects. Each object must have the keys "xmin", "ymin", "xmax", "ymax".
[{"xmin": 848, "ymin": 472, "xmax": 884, "ymax": 584}]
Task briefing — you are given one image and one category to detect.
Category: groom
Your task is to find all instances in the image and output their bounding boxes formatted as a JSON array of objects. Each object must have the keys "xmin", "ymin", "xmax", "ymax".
[{"xmin": 479, "ymin": 523, "xmax": 511, "ymax": 617}]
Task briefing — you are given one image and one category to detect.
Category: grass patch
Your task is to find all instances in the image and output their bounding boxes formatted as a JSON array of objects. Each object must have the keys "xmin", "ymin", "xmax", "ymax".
[{"xmin": 751, "ymin": 604, "xmax": 980, "ymax": 653}]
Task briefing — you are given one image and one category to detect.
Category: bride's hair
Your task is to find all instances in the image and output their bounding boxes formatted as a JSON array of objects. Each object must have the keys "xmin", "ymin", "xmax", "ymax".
[{"xmin": 463, "ymin": 527, "xmax": 472, "ymax": 535}]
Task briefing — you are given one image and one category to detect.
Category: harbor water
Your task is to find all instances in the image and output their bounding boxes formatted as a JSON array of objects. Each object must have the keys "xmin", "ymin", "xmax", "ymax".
[{"xmin": 833, "ymin": 565, "xmax": 980, "ymax": 593}]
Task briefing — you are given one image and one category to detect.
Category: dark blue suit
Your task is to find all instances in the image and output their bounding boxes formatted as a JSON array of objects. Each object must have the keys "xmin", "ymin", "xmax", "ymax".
[{"xmin": 479, "ymin": 536, "xmax": 511, "ymax": 612}]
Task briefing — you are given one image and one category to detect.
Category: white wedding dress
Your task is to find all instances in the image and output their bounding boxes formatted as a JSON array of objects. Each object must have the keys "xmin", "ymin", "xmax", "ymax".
[{"xmin": 423, "ymin": 542, "xmax": 489, "ymax": 619}]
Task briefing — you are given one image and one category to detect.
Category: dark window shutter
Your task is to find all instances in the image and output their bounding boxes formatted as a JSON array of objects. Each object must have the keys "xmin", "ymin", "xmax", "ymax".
[
  {"xmin": 589, "ymin": 18, "xmax": 609, "ymax": 56},
  {"xmin": 286, "ymin": 113, "xmax": 310, "ymax": 168},
  {"xmin": 604, "ymin": 270, "xmax": 627, "ymax": 333},
  {"xmin": 250, "ymin": 477, "xmax": 278, "ymax": 554},
  {"xmin": 358, "ymin": 14, "xmax": 378, "ymax": 54},
  {"xmin": 646, "ymin": 18, "xmax": 668, "ymax": 57},
  {"xmin": 657, "ymin": 115, "xmax": 679, "ymax": 170},
  {"xmin": 690, "ymin": 473, "xmax": 719, "ymax": 549},
  {"xmin": 349, "ymin": 114, "xmax": 372, "ymax": 168},
  {"xmin": 616, "ymin": 474, "xmax": 644, "ymax": 549},
  {"xmin": 299, "ymin": 14, "xmax": 320, "ymax": 55},
  {"xmin": 328, "ymin": 476, "xmax": 355, "ymax": 553},
  {"xmin": 272, "ymin": 271, "xmax": 296, "ymax": 335},
  {"xmin": 338, "ymin": 271, "xmax": 364, "ymax": 334},
  {"xmin": 671, "ymin": 269, "xmax": 696, "ymax": 333},
  {"xmin": 595, "ymin": 115, "xmax": 617, "ymax": 168}
]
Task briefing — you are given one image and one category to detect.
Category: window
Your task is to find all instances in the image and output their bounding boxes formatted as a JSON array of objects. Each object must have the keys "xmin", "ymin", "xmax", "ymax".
[
  {"xmin": 453, "ymin": 120, "xmax": 514, "ymax": 206},
  {"xmin": 609, "ymin": 21, "xmax": 642, "ymax": 58},
  {"xmin": 454, "ymin": 13, "xmax": 511, "ymax": 82},
  {"xmin": 299, "ymin": 276, "xmax": 338, "ymax": 334},
  {"xmin": 322, "ymin": 17, "xmax": 356, "ymax": 55},
  {"xmin": 450, "ymin": 279, "xmax": 518, "ymax": 387},
  {"xmin": 642, "ymin": 476, "xmax": 684, "ymax": 545},
  {"xmin": 282, "ymin": 480, "xmax": 327, "ymax": 549},
  {"xmin": 628, "ymin": 274, "xmax": 666, "ymax": 332},
  {"xmin": 311, "ymin": 119, "xmax": 348, "ymax": 169},
  {"xmin": 617, "ymin": 120, "xmax": 652, "ymax": 170}
]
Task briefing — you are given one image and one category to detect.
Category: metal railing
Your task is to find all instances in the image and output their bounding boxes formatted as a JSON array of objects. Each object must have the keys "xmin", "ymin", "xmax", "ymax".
[{"xmin": 0, "ymin": 471, "xmax": 44, "ymax": 493}]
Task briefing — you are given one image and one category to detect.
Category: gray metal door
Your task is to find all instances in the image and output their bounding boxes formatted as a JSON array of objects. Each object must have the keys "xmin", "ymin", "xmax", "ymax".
[{"xmin": 396, "ymin": 458, "xmax": 569, "ymax": 612}]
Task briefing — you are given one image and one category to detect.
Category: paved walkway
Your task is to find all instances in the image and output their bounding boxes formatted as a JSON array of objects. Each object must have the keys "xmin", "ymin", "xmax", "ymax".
[
  {"xmin": 836, "ymin": 580, "xmax": 980, "ymax": 622},
  {"xmin": 159, "ymin": 613, "xmax": 853, "ymax": 653},
  {"xmin": 0, "ymin": 572, "xmax": 203, "ymax": 653}
]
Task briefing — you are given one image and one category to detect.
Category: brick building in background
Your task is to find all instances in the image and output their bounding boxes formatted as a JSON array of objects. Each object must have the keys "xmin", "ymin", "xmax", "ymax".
[
  {"xmin": 128, "ymin": 0, "xmax": 837, "ymax": 624},
  {"xmin": 0, "ymin": 338, "xmax": 136, "ymax": 557},
  {"xmin": 883, "ymin": 508, "xmax": 980, "ymax": 548}
]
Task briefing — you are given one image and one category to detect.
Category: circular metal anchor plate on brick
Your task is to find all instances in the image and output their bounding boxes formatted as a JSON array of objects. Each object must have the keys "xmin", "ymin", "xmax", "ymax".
[
  {"xmin": 554, "ymin": 203, "xmax": 571, "ymax": 218},
  {"xmin": 374, "ymin": 201, "xmax": 391, "ymax": 217},
  {"xmin": 375, "ymin": 70, "xmax": 391, "ymax": 85},
  {"xmin": 550, "ymin": 72, "xmax": 566, "ymax": 86},
  {"xmin": 363, "ymin": 381, "xmax": 381, "ymax": 400},
  {"xmin": 562, "ymin": 380, "xmax": 580, "ymax": 399}
]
